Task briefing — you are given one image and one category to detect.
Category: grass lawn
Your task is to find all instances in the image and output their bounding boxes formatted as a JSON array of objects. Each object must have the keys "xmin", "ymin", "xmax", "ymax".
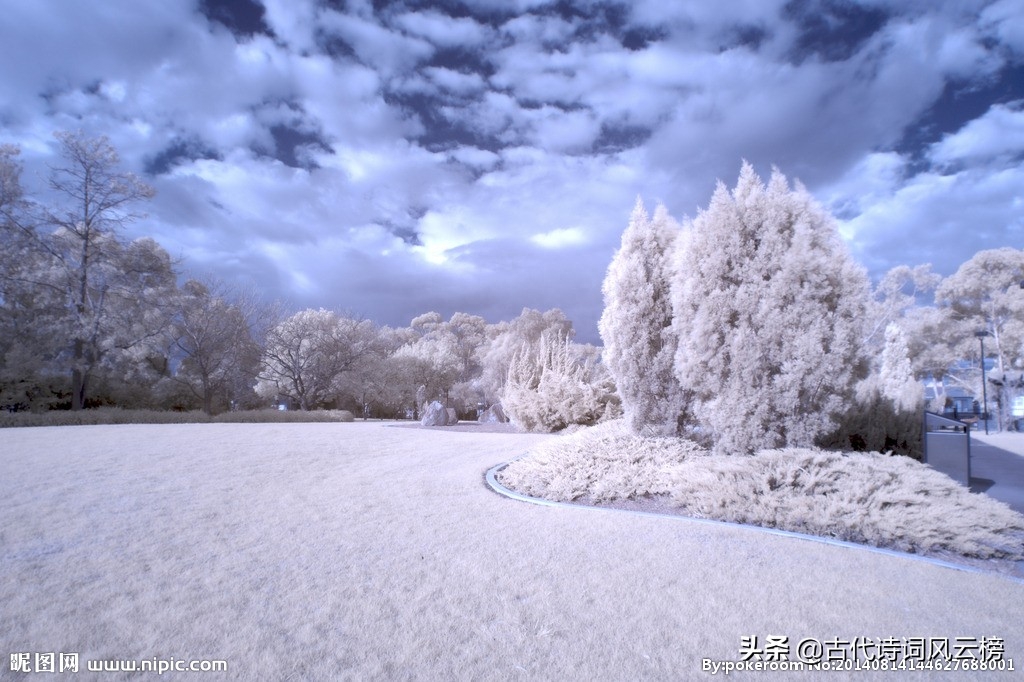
[{"xmin": 2, "ymin": 422, "xmax": 1023, "ymax": 680}]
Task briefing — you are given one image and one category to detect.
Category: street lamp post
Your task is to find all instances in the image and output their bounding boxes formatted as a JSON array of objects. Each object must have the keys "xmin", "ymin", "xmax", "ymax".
[{"xmin": 975, "ymin": 330, "xmax": 991, "ymax": 435}]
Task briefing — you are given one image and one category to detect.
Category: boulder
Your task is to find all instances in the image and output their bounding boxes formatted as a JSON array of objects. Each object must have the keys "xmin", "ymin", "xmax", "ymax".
[
  {"xmin": 478, "ymin": 404, "xmax": 509, "ymax": 424},
  {"xmin": 420, "ymin": 400, "xmax": 450, "ymax": 426}
]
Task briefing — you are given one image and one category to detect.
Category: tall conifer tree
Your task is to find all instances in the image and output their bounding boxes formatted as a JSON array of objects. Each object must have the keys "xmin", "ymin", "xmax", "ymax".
[
  {"xmin": 672, "ymin": 163, "xmax": 870, "ymax": 454},
  {"xmin": 599, "ymin": 198, "xmax": 685, "ymax": 435}
]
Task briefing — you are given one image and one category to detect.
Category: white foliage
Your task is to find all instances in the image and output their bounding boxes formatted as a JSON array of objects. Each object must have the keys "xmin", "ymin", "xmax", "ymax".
[
  {"xmin": 878, "ymin": 322, "xmax": 921, "ymax": 413},
  {"xmin": 499, "ymin": 421, "xmax": 1024, "ymax": 559},
  {"xmin": 671, "ymin": 163, "xmax": 870, "ymax": 455},
  {"xmin": 261, "ymin": 308, "xmax": 378, "ymax": 410},
  {"xmin": 390, "ymin": 333, "xmax": 464, "ymax": 405},
  {"xmin": 599, "ymin": 199, "xmax": 685, "ymax": 435},
  {"xmin": 477, "ymin": 307, "xmax": 573, "ymax": 404},
  {"xmin": 501, "ymin": 330, "xmax": 612, "ymax": 433},
  {"xmin": 934, "ymin": 247, "xmax": 1024, "ymax": 424}
]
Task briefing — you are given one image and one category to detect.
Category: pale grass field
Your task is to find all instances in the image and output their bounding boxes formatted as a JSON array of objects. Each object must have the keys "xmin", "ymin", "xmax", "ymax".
[{"xmin": 2, "ymin": 422, "xmax": 1024, "ymax": 681}]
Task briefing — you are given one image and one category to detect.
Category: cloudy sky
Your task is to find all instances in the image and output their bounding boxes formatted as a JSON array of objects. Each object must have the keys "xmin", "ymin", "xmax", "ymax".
[{"xmin": 1, "ymin": 0, "xmax": 1022, "ymax": 342}]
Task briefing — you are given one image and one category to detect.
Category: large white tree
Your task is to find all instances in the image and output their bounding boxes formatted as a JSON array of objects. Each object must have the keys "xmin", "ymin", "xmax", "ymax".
[
  {"xmin": 671, "ymin": 163, "xmax": 870, "ymax": 455},
  {"xmin": 403, "ymin": 311, "xmax": 489, "ymax": 413},
  {"xmin": 47, "ymin": 132, "xmax": 166, "ymax": 409},
  {"xmin": 0, "ymin": 146, "xmax": 66, "ymax": 409},
  {"xmin": 259, "ymin": 309, "xmax": 379, "ymax": 410},
  {"xmin": 934, "ymin": 247, "xmax": 1024, "ymax": 427},
  {"xmin": 866, "ymin": 264, "xmax": 940, "ymax": 351},
  {"xmin": 5, "ymin": 132, "xmax": 174, "ymax": 410},
  {"xmin": 169, "ymin": 279, "xmax": 264, "ymax": 414},
  {"xmin": 1, "ymin": 138, "xmax": 180, "ymax": 410},
  {"xmin": 477, "ymin": 307, "xmax": 573, "ymax": 405},
  {"xmin": 388, "ymin": 332, "xmax": 464, "ymax": 412},
  {"xmin": 599, "ymin": 198, "xmax": 684, "ymax": 435}
]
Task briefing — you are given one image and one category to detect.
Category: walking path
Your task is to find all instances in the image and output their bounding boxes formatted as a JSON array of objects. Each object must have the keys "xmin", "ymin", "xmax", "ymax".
[{"xmin": 971, "ymin": 431, "xmax": 1024, "ymax": 515}]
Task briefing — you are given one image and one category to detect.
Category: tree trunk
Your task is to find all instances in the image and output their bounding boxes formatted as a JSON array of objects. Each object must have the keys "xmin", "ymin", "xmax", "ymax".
[
  {"xmin": 71, "ymin": 338, "xmax": 86, "ymax": 410},
  {"xmin": 71, "ymin": 368, "xmax": 86, "ymax": 410},
  {"xmin": 202, "ymin": 383, "xmax": 213, "ymax": 416}
]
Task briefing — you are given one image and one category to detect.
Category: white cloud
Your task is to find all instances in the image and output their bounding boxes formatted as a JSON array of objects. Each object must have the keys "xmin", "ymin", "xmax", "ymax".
[
  {"xmin": 981, "ymin": 0, "xmax": 1024, "ymax": 54},
  {"xmin": 526, "ymin": 107, "xmax": 601, "ymax": 153},
  {"xmin": 532, "ymin": 227, "xmax": 588, "ymax": 249},
  {"xmin": 318, "ymin": 9, "xmax": 434, "ymax": 78},
  {"xmin": 261, "ymin": 0, "xmax": 319, "ymax": 52},
  {"xmin": 2, "ymin": 0, "xmax": 1021, "ymax": 341},
  {"xmin": 836, "ymin": 165, "xmax": 1024, "ymax": 276},
  {"xmin": 819, "ymin": 152, "xmax": 908, "ymax": 226},
  {"xmin": 448, "ymin": 146, "xmax": 500, "ymax": 169},
  {"xmin": 499, "ymin": 14, "xmax": 576, "ymax": 45},
  {"xmin": 461, "ymin": 0, "xmax": 556, "ymax": 15},
  {"xmin": 929, "ymin": 102, "xmax": 1024, "ymax": 168},
  {"xmin": 424, "ymin": 67, "xmax": 487, "ymax": 95},
  {"xmin": 393, "ymin": 11, "xmax": 491, "ymax": 47}
]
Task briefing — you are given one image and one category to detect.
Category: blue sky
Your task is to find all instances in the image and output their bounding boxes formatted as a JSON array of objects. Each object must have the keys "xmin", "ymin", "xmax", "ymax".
[{"xmin": 1, "ymin": 0, "xmax": 1022, "ymax": 342}]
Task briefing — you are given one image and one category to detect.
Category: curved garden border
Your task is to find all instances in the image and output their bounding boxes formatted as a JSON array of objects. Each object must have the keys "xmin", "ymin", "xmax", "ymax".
[{"xmin": 485, "ymin": 459, "xmax": 1024, "ymax": 585}]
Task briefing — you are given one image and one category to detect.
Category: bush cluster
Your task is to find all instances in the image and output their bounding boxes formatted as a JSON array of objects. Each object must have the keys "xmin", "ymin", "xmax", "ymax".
[{"xmin": 0, "ymin": 408, "xmax": 355, "ymax": 428}]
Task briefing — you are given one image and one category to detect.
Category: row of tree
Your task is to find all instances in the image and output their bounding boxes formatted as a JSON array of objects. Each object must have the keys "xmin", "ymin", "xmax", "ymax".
[
  {"xmin": 2, "ymin": 133, "xmax": 1020, "ymax": 443},
  {"xmin": 598, "ymin": 163, "xmax": 1023, "ymax": 454},
  {"xmin": 0, "ymin": 132, "xmax": 611, "ymax": 418}
]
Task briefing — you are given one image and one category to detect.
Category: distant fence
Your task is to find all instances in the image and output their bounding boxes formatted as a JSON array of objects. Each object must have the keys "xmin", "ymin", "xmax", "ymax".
[{"xmin": 922, "ymin": 412, "xmax": 971, "ymax": 486}]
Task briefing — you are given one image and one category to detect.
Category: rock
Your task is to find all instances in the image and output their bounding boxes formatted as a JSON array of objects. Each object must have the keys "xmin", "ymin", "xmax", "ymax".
[
  {"xmin": 478, "ymin": 404, "xmax": 508, "ymax": 424},
  {"xmin": 421, "ymin": 400, "xmax": 450, "ymax": 426}
]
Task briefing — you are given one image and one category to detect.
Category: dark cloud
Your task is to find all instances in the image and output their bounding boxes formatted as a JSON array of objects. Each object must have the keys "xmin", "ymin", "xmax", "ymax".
[
  {"xmin": 784, "ymin": 0, "xmax": 889, "ymax": 63},
  {"xmin": 145, "ymin": 137, "xmax": 222, "ymax": 175},
  {"xmin": 265, "ymin": 125, "xmax": 331, "ymax": 169},
  {"xmin": 200, "ymin": 0, "xmax": 272, "ymax": 38},
  {"xmin": 593, "ymin": 122, "xmax": 652, "ymax": 154}
]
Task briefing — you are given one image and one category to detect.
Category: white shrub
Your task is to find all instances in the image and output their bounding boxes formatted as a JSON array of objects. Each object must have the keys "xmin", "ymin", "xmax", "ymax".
[
  {"xmin": 501, "ymin": 330, "xmax": 613, "ymax": 432},
  {"xmin": 499, "ymin": 423, "xmax": 1024, "ymax": 560}
]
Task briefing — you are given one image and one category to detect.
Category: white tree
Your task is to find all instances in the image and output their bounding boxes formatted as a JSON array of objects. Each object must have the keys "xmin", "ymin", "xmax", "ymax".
[
  {"xmin": 44, "ymin": 132, "xmax": 164, "ymax": 409},
  {"xmin": 1, "ymin": 146, "xmax": 61, "ymax": 409},
  {"xmin": 934, "ymin": 247, "xmax": 1024, "ymax": 427},
  {"xmin": 671, "ymin": 163, "xmax": 870, "ymax": 455},
  {"xmin": 389, "ymin": 333, "xmax": 464, "ymax": 411},
  {"xmin": 169, "ymin": 279, "xmax": 264, "ymax": 414},
  {"xmin": 4, "ymin": 132, "xmax": 172, "ymax": 410},
  {"xmin": 865, "ymin": 265, "xmax": 939, "ymax": 345},
  {"xmin": 599, "ymin": 198, "xmax": 684, "ymax": 435},
  {"xmin": 402, "ymin": 311, "xmax": 489, "ymax": 414},
  {"xmin": 477, "ymin": 307, "xmax": 573, "ymax": 405},
  {"xmin": 259, "ymin": 309, "xmax": 378, "ymax": 410},
  {"xmin": 1, "ymin": 140, "xmax": 177, "ymax": 410},
  {"xmin": 824, "ymin": 320, "xmax": 924, "ymax": 458},
  {"xmin": 502, "ymin": 330, "xmax": 613, "ymax": 432},
  {"xmin": 878, "ymin": 322, "xmax": 921, "ymax": 413}
]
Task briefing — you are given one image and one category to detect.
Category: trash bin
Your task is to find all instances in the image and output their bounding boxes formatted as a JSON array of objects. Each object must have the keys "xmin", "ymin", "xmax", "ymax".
[{"xmin": 923, "ymin": 412, "xmax": 971, "ymax": 486}]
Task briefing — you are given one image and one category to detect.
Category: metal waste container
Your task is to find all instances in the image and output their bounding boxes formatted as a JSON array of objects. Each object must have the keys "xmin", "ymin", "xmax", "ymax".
[{"xmin": 923, "ymin": 412, "xmax": 971, "ymax": 486}]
